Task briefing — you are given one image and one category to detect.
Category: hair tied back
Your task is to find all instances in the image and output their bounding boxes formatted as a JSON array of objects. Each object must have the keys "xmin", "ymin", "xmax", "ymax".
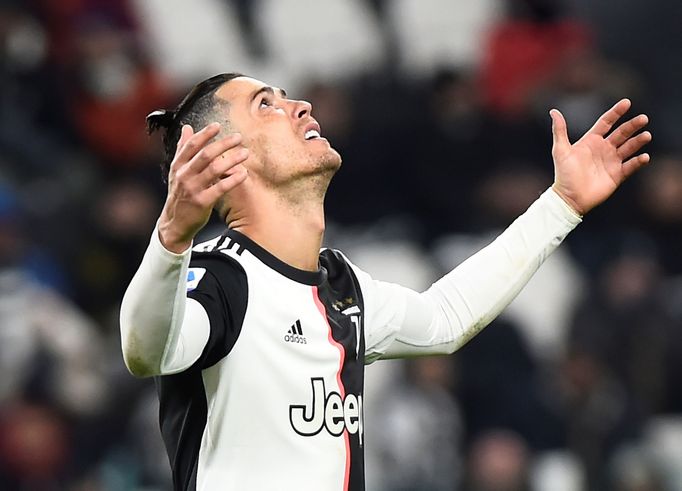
[{"xmin": 146, "ymin": 109, "xmax": 176, "ymax": 135}]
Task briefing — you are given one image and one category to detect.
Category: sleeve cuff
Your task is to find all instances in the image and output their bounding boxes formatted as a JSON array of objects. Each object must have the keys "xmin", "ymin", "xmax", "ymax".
[
  {"xmin": 543, "ymin": 187, "xmax": 583, "ymax": 226},
  {"xmin": 149, "ymin": 223, "xmax": 194, "ymax": 264}
]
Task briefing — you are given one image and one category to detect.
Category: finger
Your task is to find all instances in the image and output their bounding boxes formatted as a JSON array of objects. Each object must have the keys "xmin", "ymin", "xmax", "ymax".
[
  {"xmin": 195, "ymin": 146, "xmax": 249, "ymax": 187},
  {"xmin": 177, "ymin": 124, "xmax": 194, "ymax": 149},
  {"xmin": 621, "ymin": 153, "xmax": 651, "ymax": 180},
  {"xmin": 616, "ymin": 131, "xmax": 652, "ymax": 161},
  {"xmin": 607, "ymin": 114, "xmax": 649, "ymax": 147},
  {"xmin": 187, "ymin": 133, "xmax": 243, "ymax": 174},
  {"xmin": 172, "ymin": 122, "xmax": 221, "ymax": 168},
  {"xmin": 202, "ymin": 164, "xmax": 249, "ymax": 204},
  {"xmin": 586, "ymin": 98, "xmax": 631, "ymax": 137},
  {"xmin": 550, "ymin": 109, "xmax": 571, "ymax": 159},
  {"xmin": 168, "ymin": 126, "xmax": 194, "ymax": 178}
]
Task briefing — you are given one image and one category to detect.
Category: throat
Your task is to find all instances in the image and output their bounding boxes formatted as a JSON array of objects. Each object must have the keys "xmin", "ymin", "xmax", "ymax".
[{"xmin": 230, "ymin": 196, "xmax": 326, "ymax": 273}]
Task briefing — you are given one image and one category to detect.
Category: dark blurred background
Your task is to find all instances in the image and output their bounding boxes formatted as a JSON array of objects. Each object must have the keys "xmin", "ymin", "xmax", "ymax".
[{"xmin": 1, "ymin": 0, "xmax": 681, "ymax": 489}]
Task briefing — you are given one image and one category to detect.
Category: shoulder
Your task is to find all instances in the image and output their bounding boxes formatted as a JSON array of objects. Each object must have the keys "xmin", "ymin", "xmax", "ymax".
[
  {"xmin": 189, "ymin": 232, "xmax": 247, "ymax": 271},
  {"xmin": 192, "ymin": 231, "xmax": 247, "ymax": 257},
  {"xmin": 187, "ymin": 233, "xmax": 249, "ymax": 296}
]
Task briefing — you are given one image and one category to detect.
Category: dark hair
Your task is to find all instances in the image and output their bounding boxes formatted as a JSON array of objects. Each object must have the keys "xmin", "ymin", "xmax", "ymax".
[{"xmin": 146, "ymin": 72, "xmax": 244, "ymax": 181}]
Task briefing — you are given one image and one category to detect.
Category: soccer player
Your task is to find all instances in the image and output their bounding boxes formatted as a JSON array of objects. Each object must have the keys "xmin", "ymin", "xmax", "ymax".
[{"xmin": 120, "ymin": 73, "xmax": 651, "ymax": 490}]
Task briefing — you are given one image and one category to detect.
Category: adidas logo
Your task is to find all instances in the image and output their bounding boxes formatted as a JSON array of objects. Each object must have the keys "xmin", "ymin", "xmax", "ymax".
[{"xmin": 284, "ymin": 320, "xmax": 307, "ymax": 345}]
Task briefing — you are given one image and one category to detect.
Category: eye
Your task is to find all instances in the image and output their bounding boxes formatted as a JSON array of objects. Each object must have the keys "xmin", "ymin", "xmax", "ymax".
[{"xmin": 259, "ymin": 97, "xmax": 272, "ymax": 109}]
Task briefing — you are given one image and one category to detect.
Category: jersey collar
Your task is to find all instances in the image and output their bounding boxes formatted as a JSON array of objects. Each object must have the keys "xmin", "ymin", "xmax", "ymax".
[{"xmin": 225, "ymin": 229, "xmax": 327, "ymax": 286}]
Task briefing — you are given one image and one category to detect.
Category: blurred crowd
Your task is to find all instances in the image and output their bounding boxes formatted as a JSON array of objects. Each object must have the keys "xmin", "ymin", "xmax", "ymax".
[{"xmin": 1, "ymin": 0, "xmax": 681, "ymax": 490}]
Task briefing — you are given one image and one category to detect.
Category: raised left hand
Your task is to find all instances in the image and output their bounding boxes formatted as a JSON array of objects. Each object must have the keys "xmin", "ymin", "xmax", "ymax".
[{"xmin": 550, "ymin": 99, "xmax": 651, "ymax": 215}]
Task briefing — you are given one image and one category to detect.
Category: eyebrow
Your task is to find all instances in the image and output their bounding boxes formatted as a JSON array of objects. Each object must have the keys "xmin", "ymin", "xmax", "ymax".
[{"xmin": 250, "ymin": 85, "xmax": 288, "ymax": 103}]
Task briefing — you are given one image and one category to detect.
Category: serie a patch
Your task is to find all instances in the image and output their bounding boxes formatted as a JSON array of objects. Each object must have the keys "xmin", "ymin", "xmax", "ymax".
[{"xmin": 186, "ymin": 268, "xmax": 207, "ymax": 292}]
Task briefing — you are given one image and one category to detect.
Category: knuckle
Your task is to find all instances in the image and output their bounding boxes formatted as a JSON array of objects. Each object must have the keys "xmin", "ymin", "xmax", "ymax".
[
  {"xmin": 185, "ymin": 140, "xmax": 198, "ymax": 152},
  {"xmin": 178, "ymin": 176, "xmax": 197, "ymax": 194},
  {"xmin": 170, "ymin": 155, "xmax": 184, "ymax": 168},
  {"xmin": 175, "ymin": 166, "xmax": 189, "ymax": 181},
  {"xmin": 220, "ymin": 135, "xmax": 239, "ymax": 151},
  {"xmin": 196, "ymin": 149, "xmax": 208, "ymax": 162},
  {"xmin": 195, "ymin": 194, "xmax": 210, "ymax": 208},
  {"xmin": 208, "ymin": 161, "xmax": 221, "ymax": 176},
  {"xmin": 232, "ymin": 148, "xmax": 249, "ymax": 162}
]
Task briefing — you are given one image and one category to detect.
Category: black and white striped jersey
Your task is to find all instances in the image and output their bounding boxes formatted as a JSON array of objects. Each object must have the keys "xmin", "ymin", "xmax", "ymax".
[
  {"xmin": 158, "ymin": 230, "xmax": 369, "ymax": 490},
  {"xmin": 120, "ymin": 188, "xmax": 582, "ymax": 491}
]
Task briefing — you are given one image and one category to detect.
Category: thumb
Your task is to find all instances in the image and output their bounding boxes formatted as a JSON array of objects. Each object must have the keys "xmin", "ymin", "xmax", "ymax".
[{"xmin": 550, "ymin": 109, "xmax": 570, "ymax": 159}]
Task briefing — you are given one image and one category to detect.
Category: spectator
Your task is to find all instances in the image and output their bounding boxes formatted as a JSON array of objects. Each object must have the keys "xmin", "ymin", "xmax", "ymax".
[{"xmin": 372, "ymin": 357, "xmax": 463, "ymax": 491}]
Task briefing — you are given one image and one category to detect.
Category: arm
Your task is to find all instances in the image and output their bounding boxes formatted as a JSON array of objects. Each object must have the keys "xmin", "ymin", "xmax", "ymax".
[
  {"xmin": 119, "ymin": 228, "xmax": 211, "ymax": 377},
  {"xmin": 358, "ymin": 188, "xmax": 580, "ymax": 361},
  {"xmin": 120, "ymin": 123, "xmax": 248, "ymax": 377},
  {"xmin": 360, "ymin": 99, "xmax": 651, "ymax": 362}
]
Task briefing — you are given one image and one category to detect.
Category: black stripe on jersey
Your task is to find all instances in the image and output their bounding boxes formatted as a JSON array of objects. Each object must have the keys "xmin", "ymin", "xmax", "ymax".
[
  {"xmin": 215, "ymin": 233, "xmax": 229, "ymax": 249},
  {"xmin": 186, "ymin": 254, "xmax": 249, "ymax": 368},
  {"xmin": 155, "ymin": 251, "xmax": 249, "ymax": 490},
  {"xmin": 226, "ymin": 229, "xmax": 327, "ymax": 285},
  {"xmin": 155, "ymin": 371, "xmax": 206, "ymax": 490},
  {"xmin": 318, "ymin": 249, "xmax": 366, "ymax": 491},
  {"xmin": 295, "ymin": 319, "xmax": 303, "ymax": 335}
]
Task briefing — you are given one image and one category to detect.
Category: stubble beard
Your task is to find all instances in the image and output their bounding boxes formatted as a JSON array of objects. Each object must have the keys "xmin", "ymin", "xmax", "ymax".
[
  {"xmin": 261, "ymin": 145, "xmax": 342, "ymax": 206},
  {"xmin": 287, "ymin": 149, "xmax": 341, "ymax": 207}
]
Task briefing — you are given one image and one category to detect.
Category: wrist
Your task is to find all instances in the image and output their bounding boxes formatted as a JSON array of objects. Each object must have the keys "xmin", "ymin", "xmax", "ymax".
[
  {"xmin": 551, "ymin": 184, "xmax": 585, "ymax": 217},
  {"xmin": 157, "ymin": 220, "xmax": 193, "ymax": 254}
]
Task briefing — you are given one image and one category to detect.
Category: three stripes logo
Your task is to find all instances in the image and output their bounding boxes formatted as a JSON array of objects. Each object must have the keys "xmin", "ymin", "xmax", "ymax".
[{"xmin": 284, "ymin": 319, "xmax": 307, "ymax": 345}]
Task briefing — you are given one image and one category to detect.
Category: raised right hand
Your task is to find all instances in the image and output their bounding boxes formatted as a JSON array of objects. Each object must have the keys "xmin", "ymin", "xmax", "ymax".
[{"xmin": 158, "ymin": 123, "xmax": 249, "ymax": 253}]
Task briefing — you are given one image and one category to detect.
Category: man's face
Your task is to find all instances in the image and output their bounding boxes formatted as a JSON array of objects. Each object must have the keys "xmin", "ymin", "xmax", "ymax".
[{"xmin": 215, "ymin": 77, "xmax": 342, "ymax": 187}]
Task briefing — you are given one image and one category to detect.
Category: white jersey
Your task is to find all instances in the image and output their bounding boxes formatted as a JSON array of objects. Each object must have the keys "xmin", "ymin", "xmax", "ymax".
[
  {"xmin": 119, "ymin": 188, "xmax": 582, "ymax": 490},
  {"xmin": 159, "ymin": 231, "xmax": 370, "ymax": 489}
]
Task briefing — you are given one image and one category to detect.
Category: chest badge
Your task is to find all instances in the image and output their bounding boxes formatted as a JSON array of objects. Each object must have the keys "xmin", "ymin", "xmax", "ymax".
[{"xmin": 332, "ymin": 297, "xmax": 355, "ymax": 312}]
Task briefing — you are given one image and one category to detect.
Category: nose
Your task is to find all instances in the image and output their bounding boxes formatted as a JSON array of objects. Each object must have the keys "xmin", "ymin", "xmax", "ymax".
[{"xmin": 293, "ymin": 99, "xmax": 312, "ymax": 119}]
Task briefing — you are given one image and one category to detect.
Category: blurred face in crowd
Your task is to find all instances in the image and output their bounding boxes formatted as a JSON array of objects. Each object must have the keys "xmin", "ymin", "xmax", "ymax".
[{"xmin": 214, "ymin": 76, "xmax": 342, "ymax": 192}]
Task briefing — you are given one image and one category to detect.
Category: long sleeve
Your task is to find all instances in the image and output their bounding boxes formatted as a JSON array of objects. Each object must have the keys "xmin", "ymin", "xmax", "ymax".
[
  {"xmin": 119, "ymin": 228, "xmax": 211, "ymax": 377},
  {"xmin": 349, "ymin": 187, "xmax": 582, "ymax": 363}
]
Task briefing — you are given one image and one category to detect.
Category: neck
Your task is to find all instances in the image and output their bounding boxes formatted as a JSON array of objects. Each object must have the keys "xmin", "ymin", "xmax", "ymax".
[{"xmin": 229, "ymin": 182, "xmax": 327, "ymax": 272}]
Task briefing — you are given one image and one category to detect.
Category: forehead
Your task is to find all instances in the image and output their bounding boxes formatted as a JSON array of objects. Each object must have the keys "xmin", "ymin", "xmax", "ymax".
[{"xmin": 215, "ymin": 76, "xmax": 279, "ymax": 103}]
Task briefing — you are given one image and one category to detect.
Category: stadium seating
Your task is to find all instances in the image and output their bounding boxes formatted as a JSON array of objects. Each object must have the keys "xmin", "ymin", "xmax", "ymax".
[
  {"xmin": 387, "ymin": 0, "xmax": 502, "ymax": 75},
  {"xmin": 130, "ymin": 0, "xmax": 255, "ymax": 86},
  {"xmin": 257, "ymin": 0, "xmax": 386, "ymax": 89}
]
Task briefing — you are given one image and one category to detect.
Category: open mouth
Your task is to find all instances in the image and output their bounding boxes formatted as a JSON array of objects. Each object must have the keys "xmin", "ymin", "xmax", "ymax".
[{"xmin": 304, "ymin": 129, "xmax": 321, "ymax": 140}]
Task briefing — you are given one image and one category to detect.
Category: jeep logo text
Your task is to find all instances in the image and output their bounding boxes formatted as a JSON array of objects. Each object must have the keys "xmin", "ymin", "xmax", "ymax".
[{"xmin": 289, "ymin": 378, "xmax": 363, "ymax": 444}]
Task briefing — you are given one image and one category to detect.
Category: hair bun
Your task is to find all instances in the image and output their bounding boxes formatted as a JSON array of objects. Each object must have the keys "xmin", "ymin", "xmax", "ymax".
[{"xmin": 146, "ymin": 109, "xmax": 176, "ymax": 134}]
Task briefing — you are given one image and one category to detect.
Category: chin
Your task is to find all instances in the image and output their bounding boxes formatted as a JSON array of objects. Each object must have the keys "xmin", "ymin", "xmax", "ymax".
[{"xmin": 321, "ymin": 147, "xmax": 342, "ymax": 172}]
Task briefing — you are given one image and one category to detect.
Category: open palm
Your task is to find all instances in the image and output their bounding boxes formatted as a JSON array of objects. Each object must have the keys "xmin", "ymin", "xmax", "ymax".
[{"xmin": 550, "ymin": 99, "xmax": 651, "ymax": 215}]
